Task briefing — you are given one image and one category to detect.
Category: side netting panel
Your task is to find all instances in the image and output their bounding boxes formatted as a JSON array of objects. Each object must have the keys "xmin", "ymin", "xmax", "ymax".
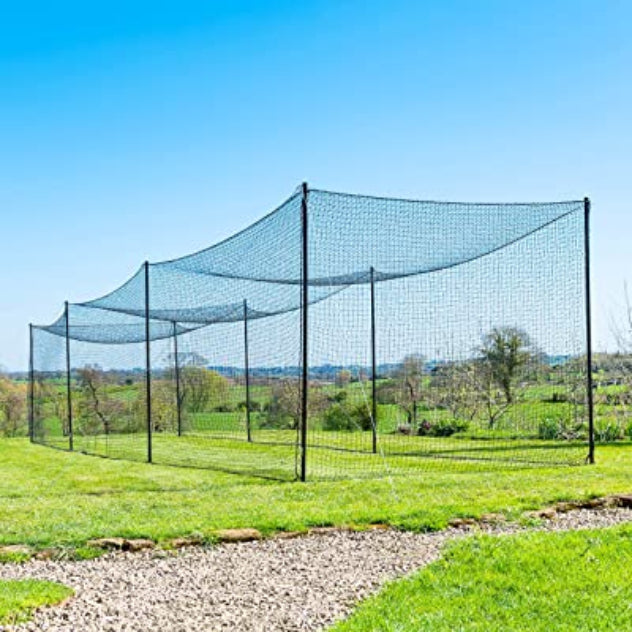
[
  {"xmin": 31, "ymin": 327, "xmax": 68, "ymax": 449},
  {"xmin": 305, "ymin": 192, "xmax": 588, "ymax": 478},
  {"xmin": 140, "ymin": 191, "xmax": 305, "ymax": 480},
  {"xmin": 68, "ymin": 337, "xmax": 148, "ymax": 462},
  {"xmin": 148, "ymin": 310, "xmax": 302, "ymax": 480}
]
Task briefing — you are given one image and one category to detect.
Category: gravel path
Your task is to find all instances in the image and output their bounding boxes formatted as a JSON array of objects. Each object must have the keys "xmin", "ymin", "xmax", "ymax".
[{"xmin": 2, "ymin": 508, "xmax": 632, "ymax": 632}]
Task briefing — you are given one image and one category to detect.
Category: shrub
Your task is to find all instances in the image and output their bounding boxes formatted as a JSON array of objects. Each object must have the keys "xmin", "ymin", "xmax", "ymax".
[
  {"xmin": 214, "ymin": 403, "xmax": 237, "ymax": 413},
  {"xmin": 594, "ymin": 417, "xmax": 623, "ymax": 443},
  {"xmin": 417, "ymin": 417, "xmax": 469, "ymax": 437},
  {"xmin": 538, "ymin": 415, "xmax": 586, "ymax": 440},
  {"xmin": 543, "ymin": 392, "xmax": 569, "ymax": 403},
  {"xmin": 625, "ymin": 420, "xmax": 632, "ymax": 440},
  {"xmin": 322, "ymin": 402, "xmax": 372, "ymax": 432},
  {"xmin": 538, "ymin": 416, "xmax": 561, "ymax": 440},
  {"xmin": 237, "ymin": 400, "xmax": 261, "ymax": 412}
]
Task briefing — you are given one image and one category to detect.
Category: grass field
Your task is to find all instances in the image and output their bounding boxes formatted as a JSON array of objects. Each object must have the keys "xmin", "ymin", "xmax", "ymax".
[
  {"xmin": 0, "ymin": 438, "xmax": 630, "ymax": 551},
  {"xmin": 330, "ymin": 524, "xmax": 632, "ymax": 631},
  {"xmin": 1, "ymin": 437, "xmax": 631, "ymax": 628},
  {"xmin": 0, "ymin": 579, "xmax": 72, "ymax": 625}
]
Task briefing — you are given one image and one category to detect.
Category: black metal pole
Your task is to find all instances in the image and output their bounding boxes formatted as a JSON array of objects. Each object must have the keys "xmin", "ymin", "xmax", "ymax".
[
  {"xmin": 584, "ymin": 197, "xmax": 595, "ymax": 464},
  {"xmin": 144, "ymin": 261, "xmax": 152, "ymax": 463},
  {"xmin": 370, "ymin": 267, "xmax": 377, "ymax": 454},
  {"xmin": 244, "ymin": 300, "xmax": 252, "ymax": 443},
  {"xmin": 300, "ymin": 182, "xmax": 309, "ymax": 481},
  {"xmin": 64, "ymin": 301, "xmax": 74, "ymax": 451},
  {"xmin": 28, "ymin": 324, "xmax": 34, "ymax": 442},
  {"xmin": 173, "ymin": 321, "xmax": 182, "ymax": 437}
]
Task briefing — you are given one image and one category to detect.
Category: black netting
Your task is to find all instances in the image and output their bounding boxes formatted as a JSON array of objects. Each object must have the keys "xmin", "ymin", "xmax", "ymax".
[{"xmin": 30, "ymin": 186, "xmax": 591, "ymax": 480}]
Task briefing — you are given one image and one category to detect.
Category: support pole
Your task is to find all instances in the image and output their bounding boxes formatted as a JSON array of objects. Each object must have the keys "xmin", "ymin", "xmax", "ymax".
[
  {"xmin": 584, "ymin": 197, "xmax": 595, "ymax": 464},
  {"xmin": 28, "ymin": 324, "xmax": 34, "ymax": 442},
  {"xmin": 173, "ymin": 321, "xmax": 182, "ymax": 437},
  {"xmin": 370, "ymin": 267, "xmax": 377, "ymax": 454},
  {"xmin": 144, "ymin": 261, "xmax": 152, "ymax": 463},
  {"xmin": 300, "ymin": 182, "xmax": 309, "ymax": 481},
  {"xmin": 64, "ymin": 301, "xmax": 74, "ymax": 451},
  {"xmin": 244, "ymin": 300, "xmax": 252, "ymax": 443}
]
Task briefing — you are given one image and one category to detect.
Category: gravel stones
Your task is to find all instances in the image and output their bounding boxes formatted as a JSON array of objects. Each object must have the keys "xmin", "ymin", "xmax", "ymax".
[{"xmin": 2, "ymin": 507, "xmax": 632, "ymax": 632}]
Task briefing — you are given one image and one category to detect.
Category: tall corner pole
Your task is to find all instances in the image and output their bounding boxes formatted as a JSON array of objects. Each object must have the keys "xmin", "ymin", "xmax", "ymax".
[
  {"xmin": 370, "ymin": 267, "xmax": 377, "ymax": 454},
  {"xmin": 28, "ymin": 324, "xmax": 34, "ymax": 442},
  {"xmin": 300, "ymin": 182, "xmax": 309, "ymax": 481},
  {"xmin": 172, "ymin": 321, "xmax": 182, "ymax": 437},
  {"xmin": 64, "ymin": 301, "xmax": 74, "ymax": 451},
  {"xmin": 144, "ymin": 261, "xmax": 153, "ymax": 463},
  {"xmin": 584, "ymin": 197, "xmax": 595, "ymax": 464},
  {"xmin": 243, "ymin": 300, "xmax": 252, "ymax": 443}
]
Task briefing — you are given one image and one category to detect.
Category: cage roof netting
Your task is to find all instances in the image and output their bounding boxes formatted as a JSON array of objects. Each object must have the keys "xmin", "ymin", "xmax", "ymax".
[{"xmin": 35, "ymin": 187, "xmax": 584, "ymax": 343}]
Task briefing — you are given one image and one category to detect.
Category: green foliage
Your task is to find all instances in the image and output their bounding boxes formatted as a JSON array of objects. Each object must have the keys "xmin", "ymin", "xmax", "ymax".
[
  {"xmin": 133, "ymin": 380, "xmax": 178, "ymax": 433},
  {"xmin": 180, "ymin": 367, "xmax": 229, "ymax": 414},
  {"xmin": 417, "ymin": 417, "xmax": 469, "ymax": 437},
  {"xmin": 322, "ymin": 401, "xmax": 372, "ymax": 432},
  {"xmin": 538, "ymin": 415, "xmax": 586, "ymax": 441},
  {"xmin": 331, "ymin": 525, "xmax": 632, "ymax": 632},
  {"xmin": 261, "ymin": 380, "xmax": 300, "ymax": 429},
  {"xmin": 479, "ymin": 327, "xmax": 532, "ymax": 405},
  {"xmin": 0, "ymin": 580, "xmax": 73, "ymax": 625},
  {"xmin": 0, "ymin": 378, "xmax": 26, "ymax": 437},
  {"xmin": 594, "ymin": 417, "xmax": 624, "ymax": 443}
]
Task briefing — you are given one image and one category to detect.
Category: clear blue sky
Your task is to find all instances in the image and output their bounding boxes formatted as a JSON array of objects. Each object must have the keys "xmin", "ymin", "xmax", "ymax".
[{"xmin": 1, "ymin": 0, "xmax": 630, "ymax": 370}]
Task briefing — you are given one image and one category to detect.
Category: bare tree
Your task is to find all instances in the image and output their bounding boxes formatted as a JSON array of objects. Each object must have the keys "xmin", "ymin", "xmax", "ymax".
[
  {"xmin": 395, "ymin": 355, "xmax": 425, "ymax": 429},
  {"xmin": 430, "ymin": 361, "xmax": 482, "ymax": 423},
  {"xmin": 76, "ymin": 367, "xmax": 124, "ymax": 435},
  {"xmin": 263, "ymin": 380, "xmax": 328, "ymax": 430}
]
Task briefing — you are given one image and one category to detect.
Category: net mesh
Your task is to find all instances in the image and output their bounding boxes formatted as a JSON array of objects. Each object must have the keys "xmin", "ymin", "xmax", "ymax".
[{"xmin": 30, "ymin": 186, "xmax": 590, "ymax": 480}]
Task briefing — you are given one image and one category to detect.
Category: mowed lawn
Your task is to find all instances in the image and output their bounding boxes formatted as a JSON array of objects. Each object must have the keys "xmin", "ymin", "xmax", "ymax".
[
  {"xmin": 331, "ymin": 525, "xmax": 632, "ymax": 632},
  {"xmin": 0, "ymin": 438, "xmax": 631, "ymax": 550},
  {"xmin": 0, "ymin": 580, "xmax": 72, "ymax": 625}
]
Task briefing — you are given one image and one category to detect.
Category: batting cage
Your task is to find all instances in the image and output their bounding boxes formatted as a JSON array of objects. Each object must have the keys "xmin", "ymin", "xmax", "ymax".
[{"xmin": 29, "ymin": 186, "xmax": 593, "ymax": 480}]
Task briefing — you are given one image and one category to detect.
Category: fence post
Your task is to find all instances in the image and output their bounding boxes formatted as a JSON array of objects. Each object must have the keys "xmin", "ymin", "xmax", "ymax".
[
  {"xmin": 144, "ymin": 261, "xmax": 153, "ymax": 463},
  {"xmin": 64, "ymin": 301, "xmax": 74, "ymax": 451},
  {"xmin": 172, "ymin": 321, "xmax": 182, "ymax": 437},
  {"xmin": 370, "ymin": 267, "xmax": 377, "ymax": 454},
  {"xmin": 584, "ymin": 197, "xmax": 594, "ymax": 464},
  {"xmin": 28, "ymin": 324, "xmax": 34, "ymax": 442},
  {"xmin": 244, "ymin": 300, "xmax": 252, "ymax": 443},
  {"xmin": 300, "ymin": 182, "xmax": 309, "ymax": 481}
]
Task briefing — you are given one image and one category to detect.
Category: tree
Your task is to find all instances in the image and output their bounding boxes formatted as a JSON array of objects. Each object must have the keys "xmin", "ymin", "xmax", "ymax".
[
  {"xmin": 479, "ymin": 327, "xmax": 531, "ymax": 405},
  {"xmin": 76, "ymin": 367, "xmax": 125, "ymax": 435},
  {"xmin": 262, "ymin": 380, "xmax": 328, "ymax": 430},
  {"xmin": 430, "ymin": 361, "xmax": 482, "ymax": 423},
  {"xmin": 335, "ymin": 369, "xmax": 352, "ymax": 388},
  {"xmin": 180, "ymin": 367, "xmax": 229, "ymax": 413},
  {"xmin": 0, "ymin": 378, "xmax": 26, "ymax": 437},
  {"xmin": 476, "ymin": 327, "xmax": 532, "ymax": 428},
  {"xmin": 395, "ymin": 354, "xmax": 425, "ymax": 429},
  {"xmin": 133, "ymin": 379, "xmax": 177, "ymax": 433}
]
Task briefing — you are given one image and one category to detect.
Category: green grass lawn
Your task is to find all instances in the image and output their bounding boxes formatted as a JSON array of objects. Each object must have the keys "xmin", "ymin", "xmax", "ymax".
[
  {"xmin": 0, "ymin": 438, "xmax": 630, "ymax": 551},
  {"xmin": 330, "ymin": 524, "xmax": 632, "ymax": 631},
  {"xmin": 0, "ymin": 579, "xmax": 73, "ymax": 625}
]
